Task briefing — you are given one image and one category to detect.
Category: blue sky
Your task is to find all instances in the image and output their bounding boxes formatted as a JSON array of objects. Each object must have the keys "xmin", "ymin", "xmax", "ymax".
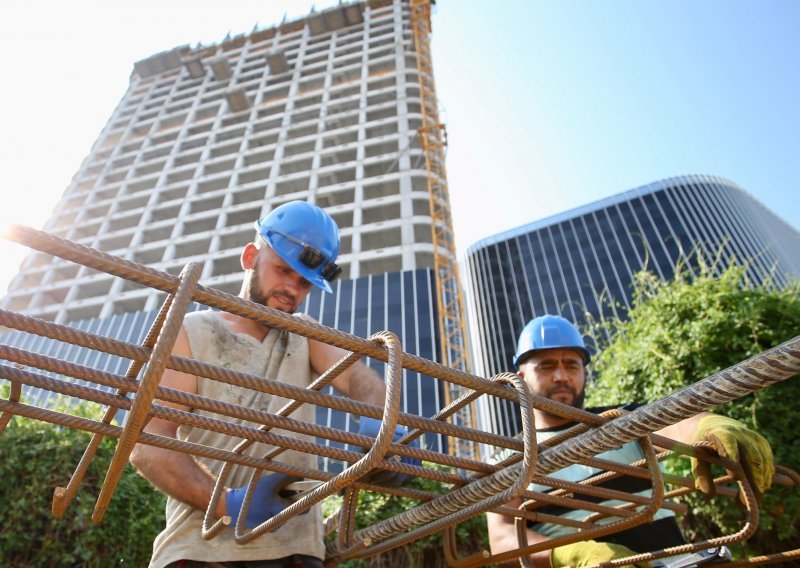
[
  {"xmin": 1, "ymin": 1, "xmax": 797, "ymax": 296},
  {"xmin": 436, "ymin": 0, "xmax": 800, "ymax": 251}
]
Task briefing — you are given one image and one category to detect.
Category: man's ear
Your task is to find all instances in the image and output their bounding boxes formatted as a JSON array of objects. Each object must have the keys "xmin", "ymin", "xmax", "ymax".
[{"xmin": 241, "ymin": 243, "xmax": 259, "ymax": 270}]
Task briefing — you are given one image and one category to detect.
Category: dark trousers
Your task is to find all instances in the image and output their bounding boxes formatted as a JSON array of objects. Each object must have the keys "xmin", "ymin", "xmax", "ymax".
[{"xmin": 166, "ymin": 555, "xmax": 324, "ymax": 568}]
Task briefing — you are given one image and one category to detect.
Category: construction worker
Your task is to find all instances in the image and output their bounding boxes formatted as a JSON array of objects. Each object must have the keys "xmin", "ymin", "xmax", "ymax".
[
  {"xmin": 486, "ymin": 314, "xmax": 775, "ymax": 568},
  {"xmin": 130, "ymin": 201, "xmax": 416, "ymax": 568}
]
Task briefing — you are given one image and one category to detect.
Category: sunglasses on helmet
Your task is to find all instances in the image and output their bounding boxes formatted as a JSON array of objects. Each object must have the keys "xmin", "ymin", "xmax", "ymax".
[{"xmin": 265, "ymin": 229, "xmax": 342, "ymax": 282}]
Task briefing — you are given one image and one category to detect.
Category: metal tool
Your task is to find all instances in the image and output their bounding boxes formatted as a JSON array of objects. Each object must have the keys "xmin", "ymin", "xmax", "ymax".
[
  {"xmin": 657, "ymin": 546, "xmax": 733, "ymax": 567},
  {"xmin": 282, "ymin": 480, "xmax": 325, "ymax": 501}
]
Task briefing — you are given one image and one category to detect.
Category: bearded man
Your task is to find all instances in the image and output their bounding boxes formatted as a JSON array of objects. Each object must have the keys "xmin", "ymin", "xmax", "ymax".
[
  {"xmin": 131, "ymin": 201, "xmax": 410, "ymax": 568},
  {"xmin": 486, "ymin": 315, "xmax": 775, "ymax": 567}
]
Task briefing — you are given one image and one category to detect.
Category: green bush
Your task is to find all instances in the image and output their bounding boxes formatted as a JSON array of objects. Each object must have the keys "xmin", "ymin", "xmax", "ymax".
[
  {"xmin": 586, "ymin": 264, "xmax": 800, "ymax": 558},
  {"xmin": 0, "ymin": 400, "xmax": 165, "ymax": 567}
]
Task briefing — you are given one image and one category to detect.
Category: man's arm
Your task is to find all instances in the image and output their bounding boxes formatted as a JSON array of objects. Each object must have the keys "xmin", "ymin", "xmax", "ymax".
[
  {"xmin": 302, "ymin": 315, "xmax": 387, "ymax": 406},
  {"xmin": 655, "ymin": 412, "xmax": 711, "ymax": 444},
  {"xmin": 487, "ymin": 500, "xmax": 552, "ymax": 567},
  {"xmin": 129, "ymin": 326, "xmax": 227, "ymax": 518},
  {"xmin": 488, "ymin": 505, "xmax": 649, "ymax": 568},
  {"xmin": 305, "ymin": 319, "xmax": 421, "ymax": 486}
]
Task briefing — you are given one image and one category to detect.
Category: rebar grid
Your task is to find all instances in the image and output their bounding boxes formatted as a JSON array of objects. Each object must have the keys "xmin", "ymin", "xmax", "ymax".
[
  {"xmin": 450, "ymin": 435, "xmax": 797, "ymax": 568},
  {"xmin": 4, "ymin": 225, "xmax": 514, "ymax": 400},
  {"xmin": 52, "ymin": 288, "xmax": 176, "ymax": 517},
  {"xmin": 516, "ymin": 433, "xmax": 666, "ymax": 568},
  {"xmin": 0, "ymin": 377, "xmax": 21, "ymax": 432},
  {"xmin": 325, "ymin": 372, "xmax": 539, "ymax": 563},
  {"xmin": 1, "ymin": 225, "xmax": 799, "ymax": 566},
  {"xmin": 0, "ymin": 308, "xmax": 518, "ymax": 455}
]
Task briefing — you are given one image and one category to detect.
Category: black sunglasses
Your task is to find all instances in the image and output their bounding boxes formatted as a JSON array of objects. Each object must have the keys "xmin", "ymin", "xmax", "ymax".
[{"xmin": 266, "ymin": 229, "xmax": 342, "ymax": 282}]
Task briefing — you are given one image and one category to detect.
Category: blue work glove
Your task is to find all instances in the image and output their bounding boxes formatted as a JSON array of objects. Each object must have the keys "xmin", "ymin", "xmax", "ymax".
[
  {"xmin": 225, "ymin": 473, "xmax": 308, "ymax": 528},
  {"xmin": 357, "ymin": 416, "xmax": 421, "ymax": 487}
]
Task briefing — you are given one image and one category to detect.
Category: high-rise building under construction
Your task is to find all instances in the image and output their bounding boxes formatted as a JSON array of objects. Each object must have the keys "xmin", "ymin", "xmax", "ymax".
[
  {"xmin": 1, "ymin": 0, "xmax": 467, "ymax": 453},
  {"xmin": 5, "ymin": 0, "xmax": 440, "ymax": 321}
]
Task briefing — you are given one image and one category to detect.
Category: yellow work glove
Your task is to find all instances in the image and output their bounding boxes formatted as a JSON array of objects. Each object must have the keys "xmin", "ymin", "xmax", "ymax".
[
  {"xmin": 691, "ymin": 414, "xmax": 775, "ymax": 501},
  {"xmin": 551, "ymin": 540, "xmax": 651, "ymax": 567}
]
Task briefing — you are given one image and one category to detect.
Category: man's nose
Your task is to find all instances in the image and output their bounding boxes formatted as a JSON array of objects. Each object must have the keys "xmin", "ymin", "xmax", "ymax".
[
  {"xmin": 552, "ymin": 365, "xmax": 568, "ymax": 381},
  {"xmin": 284, "ymin": 280, "xmax": 299, "ymax": 295},
  {"xmin": 284, "ymin": 275, "xmax": 303, "ymax": 295}
]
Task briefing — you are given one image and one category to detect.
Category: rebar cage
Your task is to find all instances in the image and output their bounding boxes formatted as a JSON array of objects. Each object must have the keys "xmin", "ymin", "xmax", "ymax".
[{"xmin": 1, "ymin": 225, "xmax": 799, "ymax": 566}]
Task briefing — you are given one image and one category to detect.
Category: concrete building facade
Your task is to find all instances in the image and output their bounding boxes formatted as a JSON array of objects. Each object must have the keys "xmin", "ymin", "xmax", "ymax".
[
  {"xmin": 2, "ymin": 0, "xmax": 435, "ymax": 324},
  {"xmin": 0, "ymin": 0, "xmax": 449, "ymax": 453}
]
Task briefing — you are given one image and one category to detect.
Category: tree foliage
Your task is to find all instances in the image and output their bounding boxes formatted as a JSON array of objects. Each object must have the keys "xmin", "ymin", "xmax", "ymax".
[
  {"xmin": 586, "ymin": 264, "xmax": 800, "ymax": 557},
  {"xmin": 0, "ymin": 400, "xmax": 165, "ymax": 567}
]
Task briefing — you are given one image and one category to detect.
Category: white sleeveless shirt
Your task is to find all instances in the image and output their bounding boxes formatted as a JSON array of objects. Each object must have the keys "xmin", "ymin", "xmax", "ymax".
[{"xmin": 149, "ymin": 310, "xmax": 325, "ymax": 567}]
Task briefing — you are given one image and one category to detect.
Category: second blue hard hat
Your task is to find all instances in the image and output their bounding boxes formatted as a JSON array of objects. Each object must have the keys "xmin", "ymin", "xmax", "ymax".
[{"xmin": 514, "ymin": 314, "xmax": 591, "ymax": 368}]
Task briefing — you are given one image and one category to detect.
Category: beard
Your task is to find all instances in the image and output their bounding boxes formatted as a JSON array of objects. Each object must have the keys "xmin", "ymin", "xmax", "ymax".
[
  {"xmin": 243, "ymin": 267, "xmax": 298, "ymax": 313},
  {"xmin": 539, "ymin": 385, "xmax": 586, "ymax": 421},
  {"xmin": 544, "ymin": 384, "xmax": 585, "ymax": 408}
]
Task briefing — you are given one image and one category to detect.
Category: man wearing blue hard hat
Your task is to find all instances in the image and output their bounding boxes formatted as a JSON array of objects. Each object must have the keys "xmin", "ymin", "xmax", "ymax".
[
  {"xmin": 487, "ymin": 314, "xmax": 775, "ymax": 568},
  {"xmin": 131, "ymin": 201, "xmax": 417, "ymax": 568}
]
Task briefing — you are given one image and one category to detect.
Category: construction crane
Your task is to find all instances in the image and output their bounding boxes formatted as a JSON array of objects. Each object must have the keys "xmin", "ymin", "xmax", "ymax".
[{"xmin": 409, "ymin": 0, "xmax": 477, "ymax": 460}]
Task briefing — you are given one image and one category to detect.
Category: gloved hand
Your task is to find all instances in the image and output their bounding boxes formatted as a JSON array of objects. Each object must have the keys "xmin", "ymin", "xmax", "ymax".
[
  {"xmin": 357, "ymin": 416, "xmax": 421, "ymax": 487},
  {"xmin": 225, "ymin": 473, "xmax": 308, "ymax": 528},
  {"xmin": 551, "ymin": 540, "xmax": 651, "ymax": 568},
  {"xmin": 690, "ymin": 414, "xmax": 775, "ymax": 500}
]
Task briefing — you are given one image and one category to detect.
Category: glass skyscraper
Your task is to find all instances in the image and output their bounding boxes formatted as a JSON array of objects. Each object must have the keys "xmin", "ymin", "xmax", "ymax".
[{"xmin": 463, "ymin": 174, "xmax": 800, "ymax": 440}]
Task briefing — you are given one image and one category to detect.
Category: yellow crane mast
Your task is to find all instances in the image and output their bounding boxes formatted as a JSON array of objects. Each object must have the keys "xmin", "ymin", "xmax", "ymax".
[{"xmin": 409, "ymin": 0, "xmax": 477, "ymax": 460}]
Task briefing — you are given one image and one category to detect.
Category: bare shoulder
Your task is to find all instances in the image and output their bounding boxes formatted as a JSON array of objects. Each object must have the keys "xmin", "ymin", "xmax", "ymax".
[
  {"xmin": 299, "ymin": 312, "xmax": 339, "ymax": 360},
  {"xmin": 487, "ymin": 497, "xmax": 522, "ymax": 523},
  {"xmin": 293, "ymin": 313, "xmax": 324, "ymax": 349},
  {"xmin": 293, "ymin": 312, "xmax": 318, "ymax": 324},
  {"xmin": 152, "ymin": 324, "xmax": 198, "ymax": 412}
]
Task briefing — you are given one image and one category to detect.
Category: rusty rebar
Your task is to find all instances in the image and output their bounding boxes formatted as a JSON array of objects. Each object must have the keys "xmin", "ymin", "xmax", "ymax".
[
  {"xmin": 0, "ymin": 308, "xmax": 518, "ymax": 455},
  {"xmin": 327, "ymin": 372, "xmax": 538, "ymax": 562},
  {"xmin": 445, "ymin": 335, "xmax": 800, "ymax": 527},
  {"xmin": 0, "ymin": 360, "xmax": 463, "ymax": 493},
  {"xmin": 3, "ymin": 225, "xmax": 516, "ymax": 402},
  {"xmin": 0, "ymin": 378, "xmax": 21, "ymax": 432},
  {"xmin": 52, "ymin": 289, "xmax": 175, "ymax": 517},
  {"xmin": 200, "ymin": 349, "xmax": 366, "ymax": 541},
  {"xmin": 3, "ymin": 225, "xmax": 799, "ymax": 565},
  {"xmin": 93, "ymin": 262, "xmax": 202, "ymax": 522},
  {"xmin": 596, "ymin": 467, "xmax": 761, "ymax": 568},
  {"xmin": 540, "ymin": 337, "xmax": 799, "ymax": 476},
  {"xmin": 234, "ymin": 331, "xmax": 406, "ymax": 544}
]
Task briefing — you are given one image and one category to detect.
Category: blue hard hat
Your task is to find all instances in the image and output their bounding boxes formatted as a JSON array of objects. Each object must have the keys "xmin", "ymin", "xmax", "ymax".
[
  {"xmin": 254, "ymin": 201, "xmax": 341, "ymax": 293},
  {"xmin": 514, "ymin": 315, "xmax": 590, "ymax": 368}
]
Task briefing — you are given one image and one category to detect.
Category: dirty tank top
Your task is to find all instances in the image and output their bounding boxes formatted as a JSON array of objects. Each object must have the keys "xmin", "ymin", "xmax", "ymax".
[{"xmin": 149, "ymin": 310, "xmax": 325, "ymax": 568}]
